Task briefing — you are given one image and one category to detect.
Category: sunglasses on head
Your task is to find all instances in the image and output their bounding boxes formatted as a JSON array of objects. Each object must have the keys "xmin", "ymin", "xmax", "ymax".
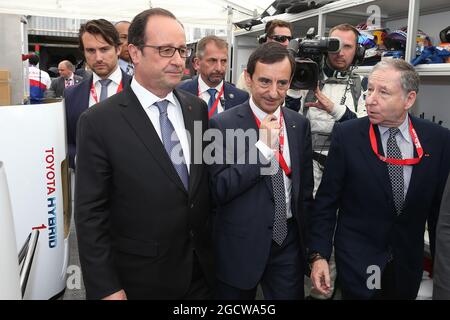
[{"xmin": 269, "ymin": 35, "xmax": 292, "ymax": 43}]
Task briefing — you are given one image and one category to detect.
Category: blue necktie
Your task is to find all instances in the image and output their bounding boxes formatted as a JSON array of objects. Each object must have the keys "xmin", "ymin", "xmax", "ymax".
[
  {"xmin": 207, "ymin": 88, "xmax": 218, "ymax": 115},
  {"xmin": 99, "ymin": 79, "xmax": 112, "ymax": 102},
  {"xmin": 154, "ymin": 100, "xmax": 189, "ymax": 190}
]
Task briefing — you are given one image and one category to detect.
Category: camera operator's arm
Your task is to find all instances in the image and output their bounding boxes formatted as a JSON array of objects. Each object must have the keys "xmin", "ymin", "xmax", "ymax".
[{"xmin": 305, "ymin": 85, "xmax": 360, "ymax": 122}]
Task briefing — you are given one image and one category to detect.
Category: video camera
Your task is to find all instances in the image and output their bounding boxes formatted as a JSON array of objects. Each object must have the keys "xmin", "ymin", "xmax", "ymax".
[{"xmin": 288, "ymin": 28, "xmax": 341, "ymax": 90}]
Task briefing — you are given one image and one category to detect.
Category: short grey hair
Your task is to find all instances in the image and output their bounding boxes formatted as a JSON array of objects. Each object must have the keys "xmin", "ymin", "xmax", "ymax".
[
  {"xmin": 61, "ymin": 60, "xmax": 75, "ymax": 72},
  {"xmin": 371, "ymin": 59, "xmax": 420, "ymax": 95},
  {"xmin": 196, "ymin": 35, "xmax": 228, "ymax": 59}
]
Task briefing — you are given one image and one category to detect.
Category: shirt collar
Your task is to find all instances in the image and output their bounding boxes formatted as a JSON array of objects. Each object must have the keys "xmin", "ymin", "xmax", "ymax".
[
  {"xmin": 198, "ymin": 75, "xmax": 223, "ymax": 94},
  {"xmin": 378, "ymin": 114, "xmax": 411, "ymax": 143},
  {"xmin": 92, "ymin": 64, "xmax": 122, "ymax": 86},
  {"xmin": 131, "ymin": 78, "xmax": 177, "ymax": 109},
  {"xmin": 249, "ymin": 95, "xmax": 281, "ymax": 122}
]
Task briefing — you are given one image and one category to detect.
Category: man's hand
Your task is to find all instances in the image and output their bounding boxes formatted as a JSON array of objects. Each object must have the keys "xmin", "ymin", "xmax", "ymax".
[
  {"xmin": 259, "ymin": 114, "xmax": 280, "ymax": 150},
  {"xmin": 304, "ymin": 85, "xmax": 335, "ymax": 114},
  {"xmin": 311, "ymin": 259, "xmax": 331, "ymax": 296},
  {"xmin": 102, "ymin": 289, "xmax": 127, "ymax": 300}
]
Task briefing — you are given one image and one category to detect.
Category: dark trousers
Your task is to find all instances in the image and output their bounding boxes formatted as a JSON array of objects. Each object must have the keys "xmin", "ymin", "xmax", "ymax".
[
  {"xmin": 216, "ymin": 219, "xmax": 305, "ymax": 300},
  {"xmin": 341, "ymin": 261, "xmax": 401, "ymax": 300},
  {"xmin": 181, "ymin": 252, "xmax": 212, "ymax": 300}
]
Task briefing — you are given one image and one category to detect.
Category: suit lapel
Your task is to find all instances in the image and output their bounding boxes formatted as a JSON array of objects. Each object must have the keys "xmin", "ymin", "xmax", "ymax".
[
  {"xmin": 283, "ymin": 108, "xmax": 300, "ymax": 203},
  {"xmin": 119, "ymin": 86, "xmax": 188, "ymax": 194},
  {"xmin": 174, "ymin": 89, "xmax": 202, "ymax": 198},
  {"xmin": 358, "ymin": 119, "xmax": 393, "ymax": 202},
  {"xmin": 403, "ymin": 116, "xmax": 430, "ymax": 210}
]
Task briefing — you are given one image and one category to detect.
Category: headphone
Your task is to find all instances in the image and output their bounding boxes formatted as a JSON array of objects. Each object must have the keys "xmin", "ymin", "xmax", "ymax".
[{"xmin": 334, "ymin": 25, "xmax": 365, "ymax": 66}]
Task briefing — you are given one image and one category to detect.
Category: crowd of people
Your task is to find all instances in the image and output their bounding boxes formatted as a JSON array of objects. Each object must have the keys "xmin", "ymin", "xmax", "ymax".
[{"xmin": 26, "ymin": 7, "xmax": 450, "ymax": 300}]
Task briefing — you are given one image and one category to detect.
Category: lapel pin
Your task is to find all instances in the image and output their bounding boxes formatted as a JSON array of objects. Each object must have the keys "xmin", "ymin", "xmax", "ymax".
[
  {"xmin": 425, "ymin": 153, "xmax": 430, "ymax": 157},
  {"xmin": 228, "ymin": 93, "xmax": 234, "ymax": 99},
  {"xmin": 188, "ymin": 105, "xmax": 192, "ymax": 111}
]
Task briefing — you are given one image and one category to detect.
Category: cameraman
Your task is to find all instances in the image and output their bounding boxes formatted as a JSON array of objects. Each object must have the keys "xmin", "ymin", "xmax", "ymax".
[
  {"xmin": 236, "ymin": 19, "xmax": 293, "ymax": 92},
  {"xmin": 291, "ymin": 24, "xmax": 368, "ymax": 299}
]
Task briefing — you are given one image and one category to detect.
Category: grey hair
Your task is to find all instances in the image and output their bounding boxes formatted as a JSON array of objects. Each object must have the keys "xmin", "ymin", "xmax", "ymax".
[
  {"xmin": 371, "ymin": 59, "xmax": 420, "ymax": 95},
  {"xmin": 61, "ymin": 60, "xmax": 75, "ymax": 72}
]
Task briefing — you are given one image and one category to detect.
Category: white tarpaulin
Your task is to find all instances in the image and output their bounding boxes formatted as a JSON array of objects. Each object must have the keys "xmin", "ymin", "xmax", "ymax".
[{"xmin": 0, "ymin": 0, "xmax": 273, "ymax": 26}]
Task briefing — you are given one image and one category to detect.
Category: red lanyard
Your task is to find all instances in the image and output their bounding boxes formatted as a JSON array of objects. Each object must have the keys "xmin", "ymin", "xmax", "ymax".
[
  {"xmin": 198, "ymin": 84, "xmax": 224, "ymax": 119},
  {"xmin": 90, "ymin": 80, "xmax": 123, "ymax": 104},
  {"xmin": 369, "ymin": 118, "xmax": 423, "ymax": 165},
  {"xmin": 253, "ymin": 110, "xmax": 291, "ymax": 177}
]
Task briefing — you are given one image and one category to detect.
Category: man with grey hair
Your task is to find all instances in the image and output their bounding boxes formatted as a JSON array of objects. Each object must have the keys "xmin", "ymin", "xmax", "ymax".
[
  {"xmin": 48, "ymin": 60, "xmax": 82, "ymax": 98},
  {"xmin": 178, "ymin": 35, "xmax": 248, "ymax": 117},
  {"xmin": 308, "ymin": 58, "xmax": 450, "ymax": 299}
]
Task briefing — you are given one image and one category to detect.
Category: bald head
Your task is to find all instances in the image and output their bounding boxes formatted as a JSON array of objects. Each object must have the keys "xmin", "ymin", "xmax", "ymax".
[
  {"xmin": 58, "ymin": 60, "xmax": 74, "ymax": 79},
  {"xmin": 115, "ymin": 21, "xmax": 131, "ymax": 62}
]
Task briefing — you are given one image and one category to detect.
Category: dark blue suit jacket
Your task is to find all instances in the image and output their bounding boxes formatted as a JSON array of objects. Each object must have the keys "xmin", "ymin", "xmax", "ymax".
[
  {"xmin": 65, "ymin": 70, "xmax": 131, "ymax": 168},
  {"xmin": 309, "ymin": 115, "xmax": 450, "ymax": 299},
  {"xmin": 209, "ymin": 102, "xmax": 314, "ymax": 289},
  {"xmin": 177, "ymin": 76, "xmax": 248, "ymax": 111}
]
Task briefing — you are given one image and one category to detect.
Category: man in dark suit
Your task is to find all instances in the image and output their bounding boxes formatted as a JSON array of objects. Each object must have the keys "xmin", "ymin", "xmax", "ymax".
[
  {"xmin": 309, "ymin": 59, "xmax": 450, "ymax": 300},
  {"xmin": 209, "ymin": 42, "xmax": 314, "ymax": 299},
  {"xmin": 433, "ymin": 172, "xmax": 450, "ymax": 299},
  {"xmin": 75, "ymin": 8, "xmax": 214, "ymax": 300},
  {"xmin": 48, "ymin": 60, "xmax": 82, "ymax": 98},
  {"xmin": 178, "ymin": 35, "xmax": 248, "ymax": 117},
  {"xmin": 65, "ymin": 19, "xmax": 131, "ymax": 169}
]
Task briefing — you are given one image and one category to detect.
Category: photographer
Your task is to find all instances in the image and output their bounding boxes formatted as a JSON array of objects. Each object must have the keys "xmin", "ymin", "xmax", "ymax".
[{"xmin": 289, "ymin": 24, "xmax": 368, "ymax": 299}]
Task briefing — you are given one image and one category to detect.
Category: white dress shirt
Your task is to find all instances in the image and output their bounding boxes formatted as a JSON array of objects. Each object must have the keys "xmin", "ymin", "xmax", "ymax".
[
  {"xmin": 198, "ymin": 75, "xmax": 224, "ymax": 113},
  {"xmin": 89, "ymin": 65, "xmax": 123, "ymax": 107},
  {"xmin": 131, "ymin": 78, "xmax": 191, "ymax": 173},
  {"xmin": 251, "ymin": 97, "xmax": 293, "ymax": 219}
]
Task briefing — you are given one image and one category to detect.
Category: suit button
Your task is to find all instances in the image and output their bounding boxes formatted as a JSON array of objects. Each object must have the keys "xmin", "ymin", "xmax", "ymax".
[
  {"xmin": 190, "ymin": 230, "xmax": 195, "ymax": 237},
  {"xmin": 190, "ymin": 203, "xmax": 194, "ymax": 209}
]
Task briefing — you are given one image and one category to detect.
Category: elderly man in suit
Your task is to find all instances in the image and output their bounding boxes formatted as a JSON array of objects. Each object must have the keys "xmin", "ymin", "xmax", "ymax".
[
  {"xmin": 48, "ymin": 60, "xmax": 82, "ymax": 98},
  {"xmin": 433, "ymin": 172, "xmax": 450, "ymax": 299},
  {"xmin": 178, "ymin": 35, "xmax": 248, "ymax": 118},
  {"xmin": 309, "ymin": 59, "xmax": 450, "ymax": 300},
  {"xmin": 75, "ymin": 8, "xmax": 214, "ymax": 300},
  {"xmin": 209, "ymin": 42, "xmax": 314, "ymax": 299},
  {"xmin": 65, "ymin": 19, "xmax": 132, "ymax": 169}
]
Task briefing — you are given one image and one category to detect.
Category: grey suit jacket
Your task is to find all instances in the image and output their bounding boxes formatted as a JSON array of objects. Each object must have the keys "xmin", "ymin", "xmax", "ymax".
[
  {"xmin": 433, "ymin": 172, "xmax": 450, "ymax": 299},
  {"xmin": 49, "ymin": 75, "xmax": 83, "ymax": 98}
]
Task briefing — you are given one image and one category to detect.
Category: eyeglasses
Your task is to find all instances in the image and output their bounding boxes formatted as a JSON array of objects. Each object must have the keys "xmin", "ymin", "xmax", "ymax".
[
  {"xmin": 269, "ymin": 35, "xmax": 292, "ymax": 43},
  {"xmin": 141, "ymin": 45, "xmax": 192, "ymax": 58}
]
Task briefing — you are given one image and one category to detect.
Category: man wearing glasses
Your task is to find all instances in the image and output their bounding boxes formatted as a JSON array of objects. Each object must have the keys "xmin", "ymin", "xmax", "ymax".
[
  {"xmin": 236, "ymin": 20, "xmax": 293, "ymax": 92},
  {"xmin": 209, "ymin": 42, "xmax": 314, "ymax": 299},
  {"xmin": 75, "ymin": 8, "xmax": 214, "ymax": 300}
]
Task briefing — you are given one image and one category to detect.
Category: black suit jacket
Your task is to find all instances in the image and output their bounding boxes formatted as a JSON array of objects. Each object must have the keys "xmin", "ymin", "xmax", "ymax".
[
  {"xmin": 64, "ymin": 70, "xmax": 132, "ymax": 168},
  {"xmin": 49, "ymin": 75, "xmax": 83, "ymax": 98},
  {"xmin": 209, "ymin": 102, "xmax": 314, "ymax": 289},
  {"xmin": 309, "ymin": 115, "xmax": 450, "ymax": 299},
  {"xmin": 433, "ymin": 172, "xmax": 450, "ymax": 299},
  {"xmin": 177, "ymin": 76, "xmax": 249, "ymax": 111},
  {"xmin": 75, "ymin": 86, "xmax": 214, "ymax": 299}
]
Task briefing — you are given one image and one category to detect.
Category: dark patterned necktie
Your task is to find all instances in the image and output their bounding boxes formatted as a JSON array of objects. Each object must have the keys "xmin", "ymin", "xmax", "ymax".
[
  {"xmin": 387, "ymin": 128, "xmax": 404, "ymax": 215},
  {"xmin": 271, "ymin": 157, "xmax": 287, "ymax": 246},
  {"xmin": 154, "ymin": 100, "xmax": 189, "ymax": 190}
]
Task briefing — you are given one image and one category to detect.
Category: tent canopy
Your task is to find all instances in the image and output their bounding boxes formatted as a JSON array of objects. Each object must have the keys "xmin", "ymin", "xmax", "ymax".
[{"xmin": 0, "ymin": 0, "xmax": 273, "ymax": 27}]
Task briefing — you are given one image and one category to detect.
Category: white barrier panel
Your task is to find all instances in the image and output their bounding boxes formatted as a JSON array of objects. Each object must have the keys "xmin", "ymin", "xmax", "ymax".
[
  {"xmin": 0, "ymin": 103, "xmax": 70, "ymax": 300},
  {"xmin": 0, "ymin": 161, "xmax": 21, "ymax": 300}
]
